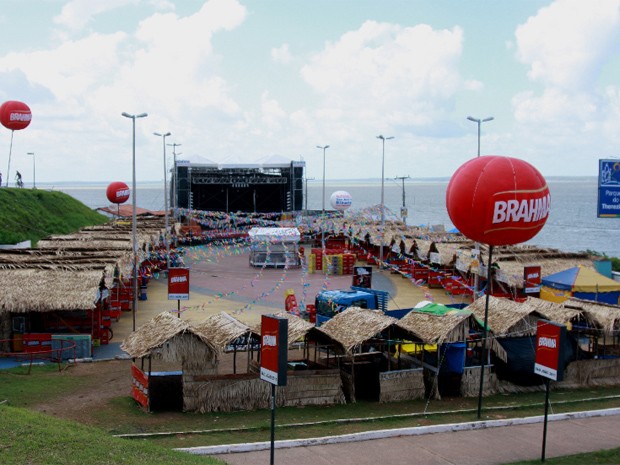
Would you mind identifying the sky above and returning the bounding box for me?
[1,0,620,184]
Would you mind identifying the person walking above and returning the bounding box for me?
[15,170,23,188]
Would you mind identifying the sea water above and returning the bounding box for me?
[44,177,620,258]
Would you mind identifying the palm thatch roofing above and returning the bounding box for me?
[0,248,129,275]
[121,311,216,360]
[564,298,620,336]
[193,312,256,352]
[455,244,594,288]
[318,307,399,353]
[465,296,547,337]
[396,308,472,344]
[525,296,592,328]
[253,312,318,346]
[395,306,508,362]
[0,268,106,312]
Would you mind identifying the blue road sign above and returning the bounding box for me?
[598,159,620,218]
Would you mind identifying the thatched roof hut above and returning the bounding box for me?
[193,312,256,353]
[121,312,217,367]
[395,305,507,362]
[525,296,592,328]
[466,296,547,337]
[253,312,319,345]
[460,244,594,288]
[0,268,107,312]
[564,298,620,337]
[318,307,399,353]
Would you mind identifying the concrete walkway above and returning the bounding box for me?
[188,409,620,465]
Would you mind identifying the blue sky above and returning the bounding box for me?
[1,0,620,183]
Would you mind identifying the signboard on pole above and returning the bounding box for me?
[597,158,620,218]
[168,267,190,300]
[260,315,288,386]
[534,320,567,381]
[523,265,542,295]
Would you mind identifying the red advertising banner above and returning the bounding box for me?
[534,320,566,381]
[524,265,542,295]
[168,267,190,300]
[260,315,288,386]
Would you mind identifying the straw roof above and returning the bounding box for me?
[318,307,398,353]
[253,312,317,345]
[564,298,620,336]
[525,297,589,327]
[121,311,216,359]
[193,312,254,351]
[395,307,508,362]
[0,268,107,312]
[396,309,472,345]
[466,296,546,337]
[462,245,595,288]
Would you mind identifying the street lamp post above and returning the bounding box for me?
[467,116,494,157]
[27,152,35,188]
[466,115,494,299]
[467,114,494,419]
[316,145,329,249]
[167,142,182,216]
[154,131,171,272]
[122,111,148,332]
[377,135,394,271]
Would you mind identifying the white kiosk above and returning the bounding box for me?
[248,227,301,268]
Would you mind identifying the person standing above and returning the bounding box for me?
[15,170,23,187]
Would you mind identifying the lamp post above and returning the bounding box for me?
[377,135,394,271]
[316,145,329,249]
[467,116,493,301]
[154,131,171,272]
[167,142,182,216]
[122,111,148,332]
[467,116,494,157]
[27,152,35,189]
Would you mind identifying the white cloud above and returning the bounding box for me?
[271,44,292,64]
[516,0,620,90]
[54,0,139,32]
[300,21,464,135]
[512,0,620,158]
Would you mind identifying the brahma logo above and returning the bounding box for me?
[538,336,557,349]
[170,275,187,284]
[486,188,550,234]
[10,112,31,122]
[262,335,276,346]
[116,189,130,199]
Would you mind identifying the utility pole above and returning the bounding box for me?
[395,175,410,224]
[166,142,182,217]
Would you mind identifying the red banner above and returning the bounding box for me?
[534,320,566,381]
[260,315,288,386]
[168,267,190,300]
[524,265,542,295]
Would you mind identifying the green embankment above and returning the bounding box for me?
[0,188,108,245]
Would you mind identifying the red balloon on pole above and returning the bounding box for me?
[106,182,130,204]
[0,101,32,131]
[446,156,550,246]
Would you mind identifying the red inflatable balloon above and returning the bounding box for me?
[0,100,32,130]
[446,156,550,246]
[106,182,130,204]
